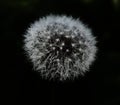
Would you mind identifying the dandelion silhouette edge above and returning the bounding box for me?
[24,15,97,81]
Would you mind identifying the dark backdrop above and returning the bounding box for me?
[1,0,120,105]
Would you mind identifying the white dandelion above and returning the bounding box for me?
[24,15,97,81]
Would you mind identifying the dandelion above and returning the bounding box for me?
[24,15,97,81]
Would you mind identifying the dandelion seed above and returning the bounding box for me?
[43,43,46,46]
[79,48,82,52]
[60,47,63,50]
[52,47,55,50]
[56,59,60,62]
[57,51,59,54]
[79,41,82,44]
[68,58,72,62]
[74,53,77,56]
[61,42,65,46]
[49,44,52,47]
[47,36,50,39]
[66,49,69,52]
[65,35,70,38]
[71,43,75,47]
[71,35,75,38]
[56,38,60,42]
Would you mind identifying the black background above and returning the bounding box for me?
[1,0,120,105]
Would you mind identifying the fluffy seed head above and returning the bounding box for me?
[24,15,97,81]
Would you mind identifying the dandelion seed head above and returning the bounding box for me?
[24,15,97,81]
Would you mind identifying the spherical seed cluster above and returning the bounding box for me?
[24,15,97,81]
